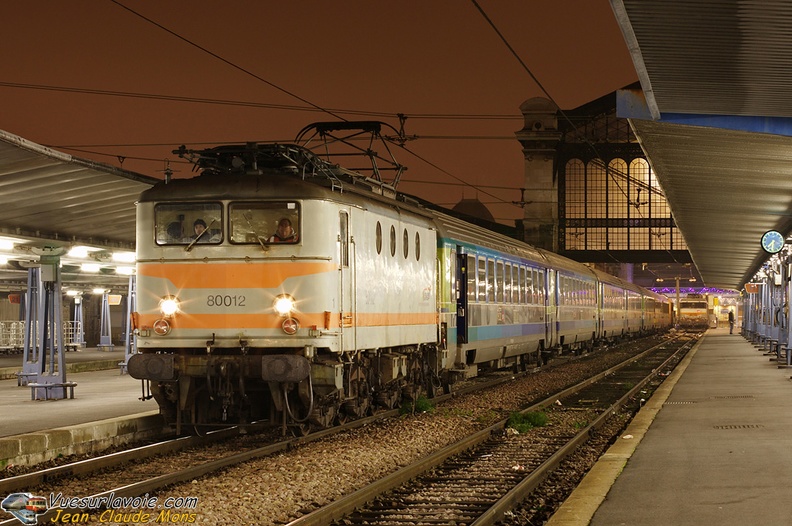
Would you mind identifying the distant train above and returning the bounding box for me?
[128,123,673,433]
[677,294,709,329]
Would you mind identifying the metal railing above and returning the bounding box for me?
[0,320,84,353]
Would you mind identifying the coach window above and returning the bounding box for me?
[477,257,486,302]
[156,203,222,245]
[573,278,579,305]
[512,264,519,304]
[228,201,299,245]
[415,232,421,261]
[519,266,525,304]
[526,268,533,304]
[496,261,504,303]
[573,278,578,305]
[403,228,409,259]
[504,263,512,303]
[376,222,382,254]
[487,258,495,302]
[563,276,569,305]
[390,225,396,257]
[558,276,564,305]
[467,254,477,302]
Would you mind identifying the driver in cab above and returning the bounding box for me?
[268,218,298,243]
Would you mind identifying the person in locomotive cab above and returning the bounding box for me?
[267,217,299,243]
[192,219,220,243]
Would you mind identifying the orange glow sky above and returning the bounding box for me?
[3,1,636,225]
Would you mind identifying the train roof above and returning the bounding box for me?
[161,139,666,299]
[591,267,648,295]
[141,143,437,221]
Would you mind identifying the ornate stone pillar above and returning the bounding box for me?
[515,97,562,252]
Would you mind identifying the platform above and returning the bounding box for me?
[548,326,792,526]
[0,367,158,438]
[0,350,163,467]
[0,347,124,381]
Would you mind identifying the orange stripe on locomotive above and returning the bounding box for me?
[138,261,336,288]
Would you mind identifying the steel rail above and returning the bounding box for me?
[0,334,686,526]
[284,334,692,526]
[471,336,697,525]
[0,428,238,495]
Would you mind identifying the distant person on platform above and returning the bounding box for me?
[728,309,735,334]
[268,218,299,243]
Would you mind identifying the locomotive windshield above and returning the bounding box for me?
[229,201,300,244]
[155,203,222,245]
[681,301,707,309]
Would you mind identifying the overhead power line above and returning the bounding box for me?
[34,0,519,214]
[0,81,521,121]
[110,0,347,121]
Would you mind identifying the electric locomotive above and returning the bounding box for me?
[677,294,710,329]
[129,141,443,433]
[128,122,672,433]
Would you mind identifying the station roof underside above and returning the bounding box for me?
[0,129,157,291]
[612,0,792,290]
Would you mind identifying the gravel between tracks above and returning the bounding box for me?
[18,335,671,525]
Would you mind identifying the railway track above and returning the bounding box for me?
[0,357,545,526]
[287,334,696,526]
[0,333,693,525]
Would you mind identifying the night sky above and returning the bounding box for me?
[3,1,636,224]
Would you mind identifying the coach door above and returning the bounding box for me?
[456,250,468,343]
[546,269,557,348]
[339,211,356,351]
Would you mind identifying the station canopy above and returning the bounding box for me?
[0,129,158,292]
[612,0,792,291]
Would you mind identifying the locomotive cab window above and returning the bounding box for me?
[155,203,222,245]
[229,201,300,244]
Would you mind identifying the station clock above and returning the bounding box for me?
[761,230,785,254]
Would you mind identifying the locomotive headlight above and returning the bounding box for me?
[273,294,296,316]
[159,296,181,317]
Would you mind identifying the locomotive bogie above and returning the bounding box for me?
[311,362,344,393]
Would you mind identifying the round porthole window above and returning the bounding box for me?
[415,232,420,261]
[376,222,382,254]
[390,225,396,257]
[403,229,409,258]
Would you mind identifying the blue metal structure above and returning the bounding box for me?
[97,291,114,352]
[28,254,76,400]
